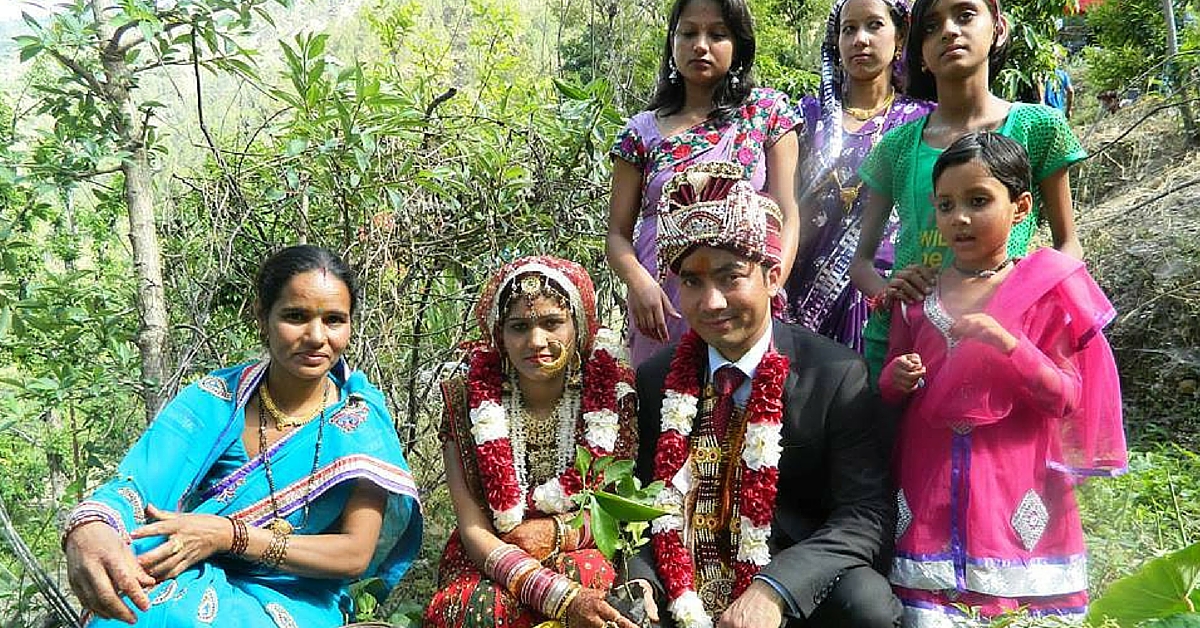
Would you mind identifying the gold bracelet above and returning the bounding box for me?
[555,582,583,620]
[258,527,290,569]
[543,514,567,563]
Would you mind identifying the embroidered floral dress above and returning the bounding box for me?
[878,249,1127,627]
[610,87,802,365]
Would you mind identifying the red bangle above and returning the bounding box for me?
[227,517,249,556]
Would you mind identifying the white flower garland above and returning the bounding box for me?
[468,343,634,533]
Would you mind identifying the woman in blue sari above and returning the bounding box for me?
[62,245,422,627]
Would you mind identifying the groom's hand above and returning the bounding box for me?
[718,580,784,628]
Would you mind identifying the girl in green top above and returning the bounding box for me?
[848,0,1086,380]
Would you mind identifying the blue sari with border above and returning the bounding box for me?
[77,360,423,627]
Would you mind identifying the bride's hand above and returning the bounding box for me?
[628,579,660,623]
[499,517,557,561]
[566,587,640,628]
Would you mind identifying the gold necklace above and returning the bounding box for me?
[257,382,328,535]
[828,108,891,213]
[261,382,326,430]
[843,89,895,121]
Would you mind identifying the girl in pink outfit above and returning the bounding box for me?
[879,132,1127,627]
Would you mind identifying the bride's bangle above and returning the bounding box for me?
[544,514,568,562]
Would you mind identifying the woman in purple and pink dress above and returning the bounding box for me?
[606,0,802,366]
[785,0,932,352]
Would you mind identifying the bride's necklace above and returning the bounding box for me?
[507,382,579,490]
[843,89,895,121]
[952,258,1012,278]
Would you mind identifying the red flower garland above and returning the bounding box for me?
[467,340,634,532]
[651,329,790,617]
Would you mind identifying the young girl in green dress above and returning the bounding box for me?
[848,0,1087,379]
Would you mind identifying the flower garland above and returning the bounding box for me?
[467,328,634,533]
[649,330,789,628]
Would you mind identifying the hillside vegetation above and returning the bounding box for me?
[0,0,1197,624]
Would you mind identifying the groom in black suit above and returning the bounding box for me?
[628,162,900,628]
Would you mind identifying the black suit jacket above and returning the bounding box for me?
[631,322,895,619]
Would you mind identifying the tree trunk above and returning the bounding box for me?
[94,0,170,421]
[122,149,170,422]
[1162,0,1198,142]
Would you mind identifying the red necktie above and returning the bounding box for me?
[711,365,746,440]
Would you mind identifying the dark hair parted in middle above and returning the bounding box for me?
[905,0,1010,101]
[932,132,1032,200]
[649,0,757,119]
[255,244,360,320]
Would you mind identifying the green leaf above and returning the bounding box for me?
[21,11,42,33]
[285,138,308,157]
[574,444,592,477]
[18,42,43,63]
[589,498,619,560]
[385,601,426,628]
[27,377,60,392]
[554,78,588,101]
[601,459,634,488]
[591,454,613,475]
[593,490,668,523]
[638,480,665,500]
[309,32,330,58]
[1088,541,1200,627]
[616,474,640,496]
[1143,615,1200,628]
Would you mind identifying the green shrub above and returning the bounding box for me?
[1083,0,1170,92]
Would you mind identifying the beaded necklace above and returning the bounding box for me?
[952,258,1013,278]
[508,382,580,490]
[257,379,328,535]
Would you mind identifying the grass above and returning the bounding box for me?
[1080,445,1200,596]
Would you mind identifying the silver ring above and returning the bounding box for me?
[916,377,926,389]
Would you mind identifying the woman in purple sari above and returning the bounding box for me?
[785,0,932,352]
[606,0,802,366]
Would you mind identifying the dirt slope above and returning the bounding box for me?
[1071,101,1200,447]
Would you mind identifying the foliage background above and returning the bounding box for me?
[0,0,1197,624]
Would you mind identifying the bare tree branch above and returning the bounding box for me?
[45,49,109,101]
[114,21,191,56]
[132,53,244,74]
[1126,177,1200,214]
[75,164,124,179]
[1084,97,1200,161]
[190,27,254,216]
